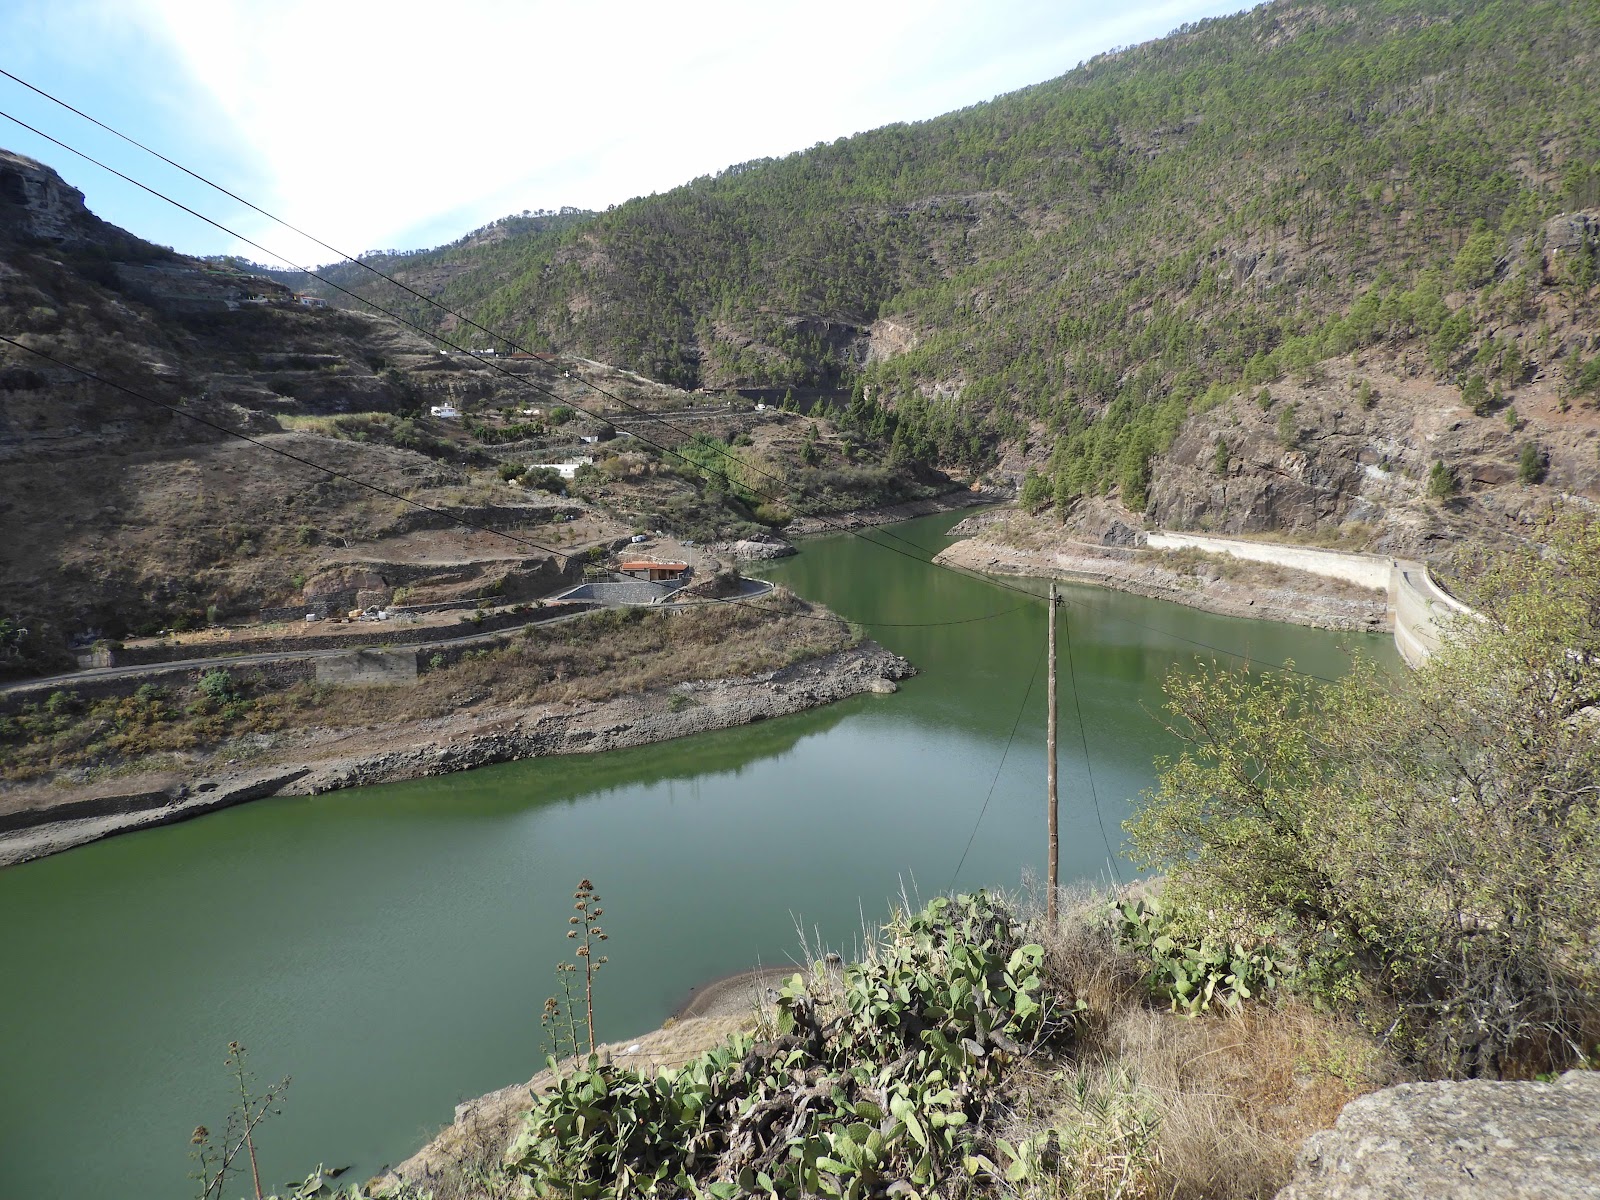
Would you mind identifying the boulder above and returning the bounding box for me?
[1276,1070,1600,1200]
[726,536,797,561]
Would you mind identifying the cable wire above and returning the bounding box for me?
[0,79,1367,664]
[0,88,1358,679]
[1060,603,1124,883]
[0,65,985,571]
[948,643,1045,890]
[0,101,1043,620]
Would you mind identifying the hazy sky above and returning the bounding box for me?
[0,0,1247,267]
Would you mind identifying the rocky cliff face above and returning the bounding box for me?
[0,151,594,672]
[1145,227,1600,569]
[0,148,109,245]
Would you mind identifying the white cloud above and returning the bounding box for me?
[74,0,1246,264]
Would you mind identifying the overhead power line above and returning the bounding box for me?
[0,83,1354,677]
[0,65,972,570]
[0,100,1045,623]
[0,334,578,565]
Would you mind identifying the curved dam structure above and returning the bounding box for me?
[1146,532,1474,668]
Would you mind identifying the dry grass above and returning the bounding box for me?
[1156,546,1384,599]
[415,588,849,711]
[997,889,1404,1200]
[1,590,852,783]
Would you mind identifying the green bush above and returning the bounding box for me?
[197,671,236,703]
[1518,443,1547,485]
[506,892,1073,1198]
[1127,514,1600,1075]
[1275,402,1299,448]
[521,467,568,494]
[1114,897,1284,1015]
[1426,459,1458,499]
[1019,466,1051,510]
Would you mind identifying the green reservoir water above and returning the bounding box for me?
[0,511,1395,1198]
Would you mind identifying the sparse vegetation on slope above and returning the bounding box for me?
[298,1,1600,520]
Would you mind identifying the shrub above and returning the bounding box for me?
[202,668,242,700]
[521,467,567,495]
[1462,373,1492,416]
[1114,896,1284,1014]
[1019,466,1051,510]
[44,690,81,716]
[1426,459,1457,499]
[1275,403,1299,448]
[1127,514,1600,1076]
[1518,443,1547,485]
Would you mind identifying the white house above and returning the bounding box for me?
[430,403,461,419]
[529,457,593,480]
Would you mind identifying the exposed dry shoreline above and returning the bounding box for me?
[783,486,1002,535]
[936,511,1389,633]
[0,642,913,868]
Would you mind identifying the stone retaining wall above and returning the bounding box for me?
[315,649,419,687]
[2,658,318,712]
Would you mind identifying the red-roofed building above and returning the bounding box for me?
[618,561,689,582]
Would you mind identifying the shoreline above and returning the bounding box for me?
[668,963,802,1020]
[376,960,835,1196]
[782,486,1002,536]
[936,514,1390,633]
[0,642,914,868]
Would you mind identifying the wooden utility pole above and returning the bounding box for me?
[1046,583,1059,927]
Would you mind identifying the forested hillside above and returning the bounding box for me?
[303,0,1600,531]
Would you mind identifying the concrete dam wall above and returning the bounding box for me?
[1146,532,1472,667]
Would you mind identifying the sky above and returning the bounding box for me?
[0,0,1248,268]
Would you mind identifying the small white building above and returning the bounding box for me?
[430,403,461,419]
[294,294,329,308]
[529,457,593,480]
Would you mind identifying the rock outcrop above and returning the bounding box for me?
[0,149,105,244]
[721,533,797,560]
[1276,1070,1600,1200]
